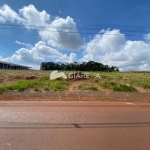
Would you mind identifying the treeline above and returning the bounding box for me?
[40,61,119,72]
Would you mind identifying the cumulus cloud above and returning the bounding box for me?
[86,29,125,54]
[39,16,84,50]
[15,41,33,48]
[1,41,77,66]
[0,4,84,50]
[1,4,150,71]
[144,33,150,41]
[0,4,22,23]
[32,41,62,57]
[11,48,45,64]
[58,53,77,63]
[82,29,150,71]
[138,64,150,71]
[0,55,13,63]
[32,41,77,63]
[19,4,50,28]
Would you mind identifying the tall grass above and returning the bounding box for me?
[100,81,137,92]
[51,81,68,91]
[0,76,69,94]
[78,84,98,91]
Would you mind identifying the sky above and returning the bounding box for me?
[0,0,150,71]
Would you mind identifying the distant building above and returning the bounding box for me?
[0,61,31,70]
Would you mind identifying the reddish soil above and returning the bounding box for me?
[0,89,150,102]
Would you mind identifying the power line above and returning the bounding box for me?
[0,27,148,37]
[0,22,150,30]
[0,22,149,37]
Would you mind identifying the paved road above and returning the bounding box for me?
[0,101,150,150]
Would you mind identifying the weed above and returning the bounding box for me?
[100,81,137,92]
[94,79,99,83]
[78,84,98,91]
[34,88,40,92]
[113,84,137,92]
[44,87,50,92]
[51,81,68,91]
[100,82,116,89]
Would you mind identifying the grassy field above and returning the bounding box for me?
[0,70,150,94]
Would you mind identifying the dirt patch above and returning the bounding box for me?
[0,89,150,102]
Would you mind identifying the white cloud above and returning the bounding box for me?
[1,4,150,71]
[32,41,62,57]
[19,4,50,28]
[0,55,13,63]
[15,40,33,48]
[1,41,77,66]
[0,4,49,28]
[0,4,84,50]
[138,64,150,71]
[0,55,3,60]
[0,4,22,23]
[27,64,40,70]
[86,29,125,54]
[82,29,150,71]
[32,41,77,63]
[58,53,77,63]
[39,16,84,50]
[11,48,45,64]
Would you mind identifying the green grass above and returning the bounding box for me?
[51,81,68,91]
[0,75,70,94]
[0,80,37,94]
[100,82,116,89]
[78,84,98,91]
[34,87,40,92]
[44,87,50,92]
[0,70,150,94]
[100,81,137,92]
[113,84,137,92]
[94,79,99,83]
[130,79,150,89]
[0,75,69,94]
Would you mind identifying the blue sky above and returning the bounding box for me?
[0,0,150,70]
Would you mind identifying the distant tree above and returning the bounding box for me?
[40,61,119,72]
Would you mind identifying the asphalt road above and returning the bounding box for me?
[0,101,150,150]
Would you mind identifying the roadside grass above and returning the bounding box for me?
[100,81,137,92]
[0,75,69,94]
[100,81,116,89]
[113,84,137,92]
[94,78,99,83]
[0,80,37,94]
[0,70,150,94]
[34,87,41,92]
[78,84,98,91]
[44,87,50,92]
[130,79,150,89]
[51,81,68,91]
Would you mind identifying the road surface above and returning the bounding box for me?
[0,101,150,150]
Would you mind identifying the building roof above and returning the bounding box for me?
[0,61,31,68]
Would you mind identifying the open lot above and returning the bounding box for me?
[0,70,150,102]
